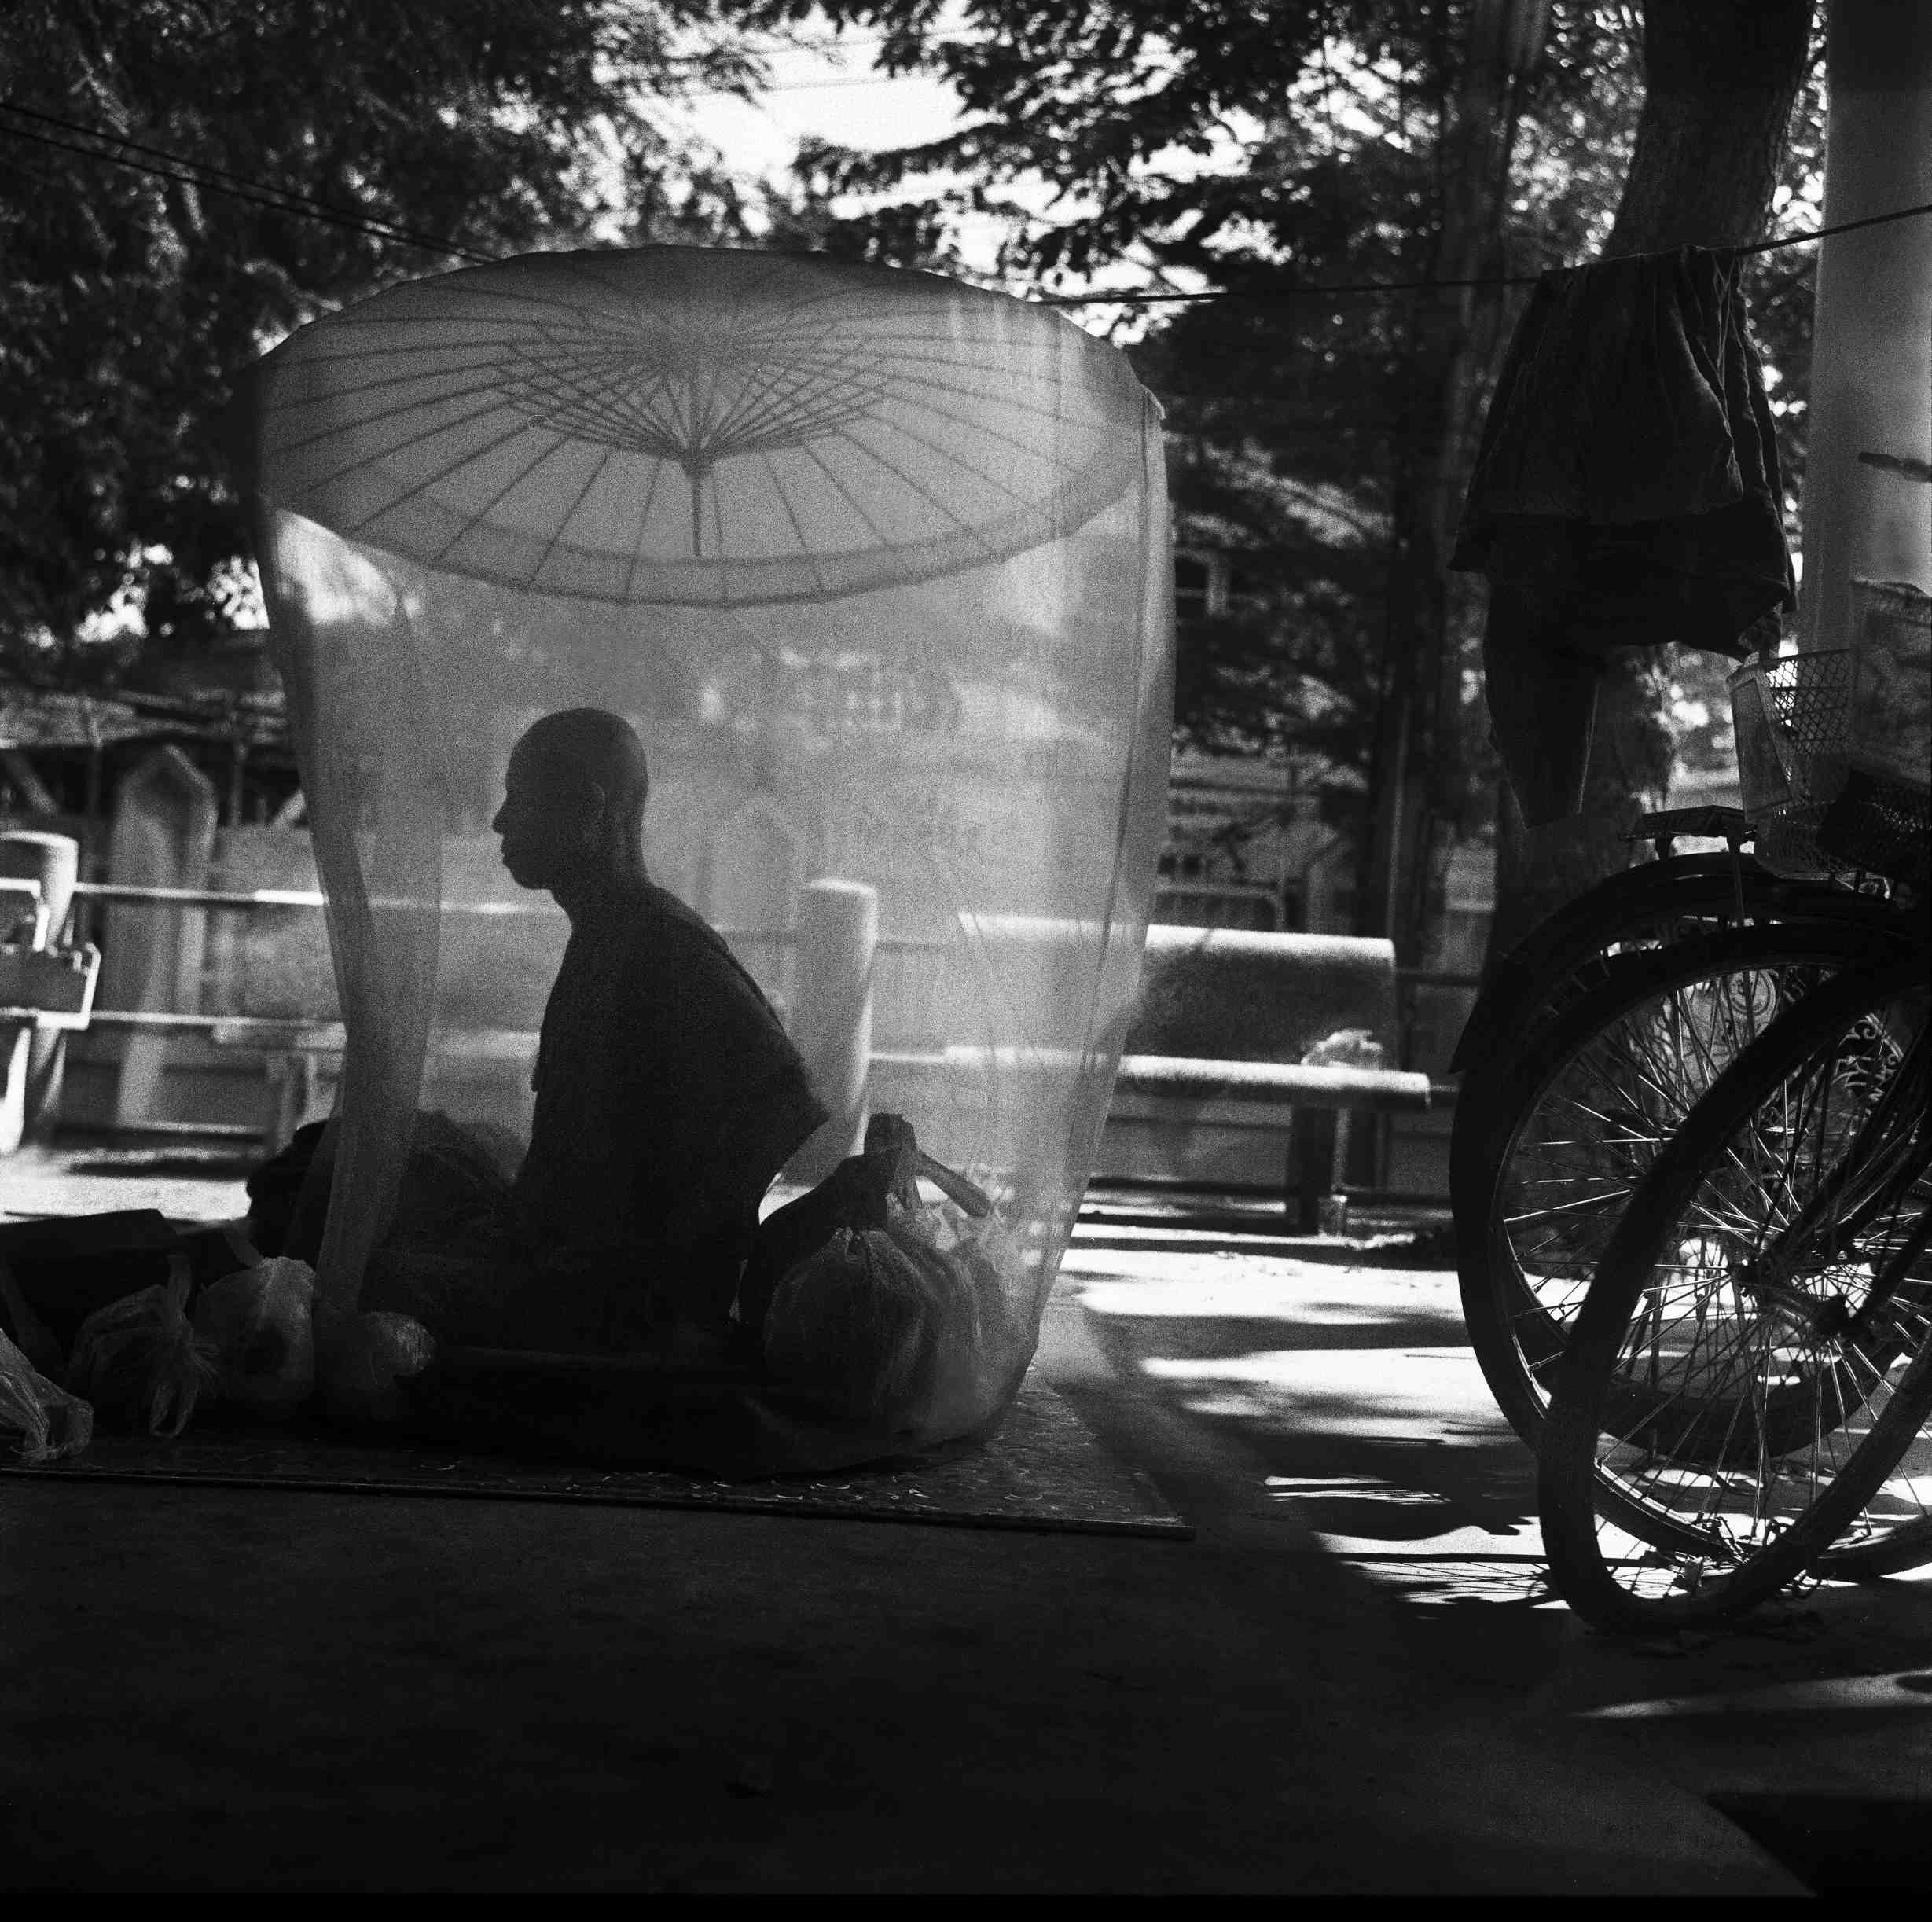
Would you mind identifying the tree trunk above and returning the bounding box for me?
[1487,0,1813,962]
[1360,0,1526,963]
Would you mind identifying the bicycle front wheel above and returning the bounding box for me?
[1537,951,1932,1632]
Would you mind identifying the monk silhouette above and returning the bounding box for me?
[341,708,827,1354]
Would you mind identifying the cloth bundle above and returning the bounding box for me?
[762,1193,1026,1443]
[1453,245,1797,824]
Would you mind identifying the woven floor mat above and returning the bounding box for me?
[3,1376,1191,1539]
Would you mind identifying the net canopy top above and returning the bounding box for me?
[256,246,1151,608]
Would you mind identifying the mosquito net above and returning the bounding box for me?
[250,246,1171,1468]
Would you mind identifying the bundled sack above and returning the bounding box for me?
[191,1257,318,1420]
[386,1110,521,1253]
[892,1196,1032,1434]
[762,1215,928,1427]
[246,1111,518,1261]
[762,1192,1030,1442]
[0,1324,93,1464]
[319,1310,439,1430]
[68,1256,219,1438]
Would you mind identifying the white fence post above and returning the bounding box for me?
[101,748,219,1131]
[0,829,80,1151]
[788,877,877,1185]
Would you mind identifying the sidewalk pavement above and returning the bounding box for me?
[1055,1232,1931,1818]
[1,1145,1923,1891]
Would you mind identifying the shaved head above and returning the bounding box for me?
[494,708,651,899]
[516,708,649,821]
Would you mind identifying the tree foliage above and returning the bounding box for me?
[767,0,1823,852]
[0,0,764,675]
[3,0,1829,896]
[756,2,1628,825]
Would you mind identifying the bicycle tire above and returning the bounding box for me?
[1456,917,1911,1450]
[1820,1514,1932,1579]
[1537,951,1932,1631]
[1451,855,1894,1076]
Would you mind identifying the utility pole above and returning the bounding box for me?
[1798,1,1932,646]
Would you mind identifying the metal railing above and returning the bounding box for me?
[69,880,946,950]
[59,882,949,1051]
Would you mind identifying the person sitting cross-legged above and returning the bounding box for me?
[336,707,828,1357]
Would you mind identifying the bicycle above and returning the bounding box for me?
[1535,917,1931,1628]
[1456,903,1912,1446]
[1455,654,1909,1454]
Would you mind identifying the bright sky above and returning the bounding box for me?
[651,19,1222,322]
[677,34,965,178]
[648,24,1409,333]
[661,28,1000,255]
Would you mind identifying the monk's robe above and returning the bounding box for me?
[504,875,828,1349]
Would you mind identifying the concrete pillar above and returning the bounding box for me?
[0,830,80,1149]
[787,877,877,1185]
[1797,2,1932,653]
[100,748,219,1130]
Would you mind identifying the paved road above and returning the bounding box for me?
[2,1144,1926,1889]
[1051,1227,1932,1879]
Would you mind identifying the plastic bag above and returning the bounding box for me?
[884,1196,1034,1435]
[192,1257,318,1420]
[0,1325,93,1464]
[762,1194,1031,1441]
[762,1226,932,1426]
[68,1256,218,1439]
[927,1199,1030,1359]
[319,1310,438,1428]
[1301,1027,1388,1070]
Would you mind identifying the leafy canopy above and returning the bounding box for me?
[0,0,765,673]
[769,1,1819,820]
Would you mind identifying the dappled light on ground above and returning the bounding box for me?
[1584,1670,1932,1720]
[1058,1242,1932,1750]
[1063,1252,1544,1566]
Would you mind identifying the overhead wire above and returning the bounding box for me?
[0,101,494,263]
[681,69,933,96]
[2,96,1928,303]
[1034,200,1931,306]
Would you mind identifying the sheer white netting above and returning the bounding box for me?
[252,246,1171,1462]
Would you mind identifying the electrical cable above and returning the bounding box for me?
[0,102,494,262]
[0,100,469,247]
[681,68,933,98]
[1037,200,1932,306]
[3,96,1929,305]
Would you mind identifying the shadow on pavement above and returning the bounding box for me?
[1065,1257,1541,1555]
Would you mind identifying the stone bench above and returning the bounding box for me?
[1109,925,1426,1223]
[946,916,1428,1224]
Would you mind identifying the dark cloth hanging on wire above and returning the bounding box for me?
[1452,246,1796,824]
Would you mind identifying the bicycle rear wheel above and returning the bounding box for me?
[1456,918,1909,1449]
[1537,954,1932,1631]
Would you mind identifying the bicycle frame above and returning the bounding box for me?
[1735,977,1932,1345]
